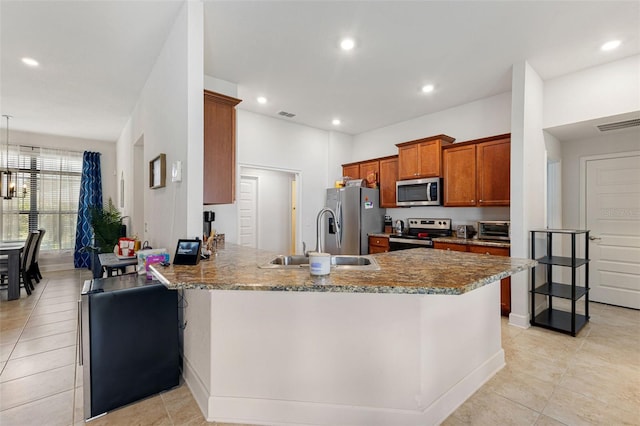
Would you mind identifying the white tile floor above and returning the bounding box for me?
[1,270,638,425]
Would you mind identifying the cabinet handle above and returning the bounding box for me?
[589,236,601,241]
[471,200,475,203]
[446,248,451,251]
[479,199,483,202]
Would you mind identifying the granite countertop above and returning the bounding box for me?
[369,233,393,238]
[150,243,534,295]
[432,237,511,249]
[369,233,510,249]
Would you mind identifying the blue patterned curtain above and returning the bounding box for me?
[74,152,102,268]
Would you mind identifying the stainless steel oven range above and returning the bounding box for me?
[388,218,452,251]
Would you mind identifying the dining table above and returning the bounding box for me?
[0,241,26,300]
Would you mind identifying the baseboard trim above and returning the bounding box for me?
[181,356,210,420]
[508,312,530,329]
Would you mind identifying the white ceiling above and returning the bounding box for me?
[0,0,183,142]
[1,1,639,142]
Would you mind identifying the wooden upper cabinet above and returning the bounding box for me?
[443,143,477,207]
[203,90,242,205]
[342,163,360,180]
[359,160,380,188]
[477,137,510,206]
[396,135,454,180]
[443,134,510,207]
[379,156,398,208]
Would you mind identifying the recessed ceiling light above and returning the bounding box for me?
[421,84,435,93]
[601,40,621,51]
[257,96,267,104]
[340,38,355,51]
[21,57,39,67]
[332,119,341,126]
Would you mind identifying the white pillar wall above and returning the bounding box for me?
[509,62,547,328]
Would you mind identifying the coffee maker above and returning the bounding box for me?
[203,211,215,237]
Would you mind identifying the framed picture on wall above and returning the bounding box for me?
[149,153,166,189]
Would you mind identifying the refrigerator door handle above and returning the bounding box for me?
[336,200,342,248]
[77,299,83,366]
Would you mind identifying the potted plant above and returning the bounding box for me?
[88,198,122,277]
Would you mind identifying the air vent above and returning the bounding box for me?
[596,118,640,132]
[278,111,296,118]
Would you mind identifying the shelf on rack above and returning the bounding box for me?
[532,282,588,300]
[533,308,588,336]
[536,256,589,268]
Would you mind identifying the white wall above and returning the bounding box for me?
[240,166,294,254]
[116,1,203,251]
[351,92,512,161]
[328,130,353,184]
[510,62,548,327]
[544,55,640,129]
[202,86,352,252]
[237,111,336,250]
[561,130,640,229]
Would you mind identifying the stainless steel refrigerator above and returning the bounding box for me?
[324,187,385,255]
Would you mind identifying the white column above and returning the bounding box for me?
[510,61,547,328]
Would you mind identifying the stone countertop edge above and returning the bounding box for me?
[150,243,536,296]
[431,237,511,249]
[367,233,511,249]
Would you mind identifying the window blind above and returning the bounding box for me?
[0,145,83,252]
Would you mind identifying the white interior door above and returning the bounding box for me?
[585,153,640,308]
[239,176,258,248]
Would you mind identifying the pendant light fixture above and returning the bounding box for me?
[2,115,16,200]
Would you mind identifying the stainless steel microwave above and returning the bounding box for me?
[396,177,442,206]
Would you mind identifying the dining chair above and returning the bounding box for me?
[0,230,40,295]
[29,229,46,283]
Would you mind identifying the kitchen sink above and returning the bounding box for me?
[269,255,309,266]
[260,254,380,271]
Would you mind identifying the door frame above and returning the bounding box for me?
[238,164,302,254]
[579,150,640,229]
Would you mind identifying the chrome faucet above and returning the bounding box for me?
[315,207,340,253]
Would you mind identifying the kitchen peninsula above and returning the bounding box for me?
[151,244,535,425]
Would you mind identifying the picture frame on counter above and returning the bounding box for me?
[149,153,166,189]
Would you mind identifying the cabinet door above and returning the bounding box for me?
[443,144,477,207]
[433,242,468,252]
[368,236,389,254]
[342,164,360,180]
[359,160,380,188]
[398,145,419,180]
[468,245,511,316]
[204,91,241,205]
[379,157,398,208]
[477,138,510,206]
[468,245,510,257]
[418,141,441,177]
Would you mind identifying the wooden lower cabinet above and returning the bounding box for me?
[368,236,389,254]
[434,242,511,316]
[432,241,468,252]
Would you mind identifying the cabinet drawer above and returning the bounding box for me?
[468,245,510,257]
[368,236,389,254]
[433,242,468,252]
